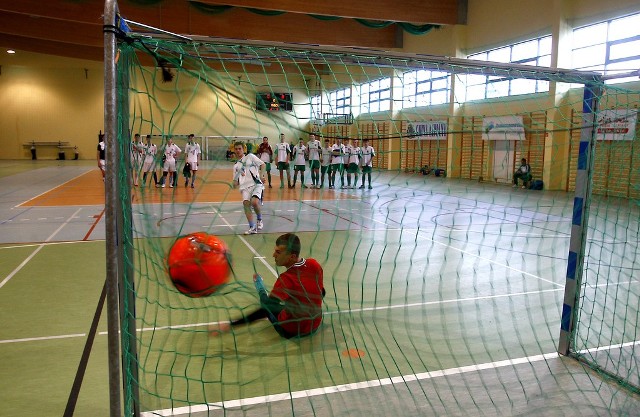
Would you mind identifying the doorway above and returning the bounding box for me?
[493,140,514,183]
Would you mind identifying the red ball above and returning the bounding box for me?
[167,232,231,297]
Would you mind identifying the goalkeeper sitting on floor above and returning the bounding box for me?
[210,233,325,339]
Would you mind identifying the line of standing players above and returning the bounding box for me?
[129,133,201,189]
[126,132,375,190]
[255,133,375,190]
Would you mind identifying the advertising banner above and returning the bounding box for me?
[482,116,525,140]
[596,109,637,141]
[406,121,448,140]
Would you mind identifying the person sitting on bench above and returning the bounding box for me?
[513,158,532,189]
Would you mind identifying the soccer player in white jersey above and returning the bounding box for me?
[233,142,266,234]
[141,135,159,187]
[158,137,181,188]
[345,139,361,189]
[184,134,201,188]
[319,138,332,188]
[359,138,376,189]
[329,138,345,189]
[291,138,307,188]
[130,133,144,186]
[275,133,292,189]
[307,133,321,188]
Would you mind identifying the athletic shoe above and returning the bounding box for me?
[244,227,258,235]
[161,184,166,188]
[359,185,365,189]
[368,185,373,189]
[256,220,264,230]
[522,185,526,189]
[169,184,173,188]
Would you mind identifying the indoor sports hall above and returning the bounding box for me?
[0,1,639,417]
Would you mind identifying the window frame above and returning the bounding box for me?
[401,69,451,109]
[464,35,552,101]
[359,78,392,114]
[571,12,640,84]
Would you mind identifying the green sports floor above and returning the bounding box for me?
[0,160,638,417]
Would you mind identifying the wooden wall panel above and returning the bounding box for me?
[358,121,389,169]
[567,109,580,192]
[567,109,639,199]
[401,119,448,173]
[520,111,546,181]
[460,116,484,180]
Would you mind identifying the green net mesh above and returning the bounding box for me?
[112,30,640,416]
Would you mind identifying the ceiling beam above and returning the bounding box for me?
[118,1,402,48]
[0,11,103,47]
[0,34,104,61]
[0,0,449,62]
[183,9,400,48]
[193,0,463,24]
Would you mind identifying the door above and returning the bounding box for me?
[493,140,514,183]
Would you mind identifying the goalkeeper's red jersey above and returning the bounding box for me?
[270,258,324,335]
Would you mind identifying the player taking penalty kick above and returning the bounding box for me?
[210,233,325,339]
[232,142,266,235]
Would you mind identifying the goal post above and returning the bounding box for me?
[102,1,640,415]
[103,1,126,416]
[558,83,602,356]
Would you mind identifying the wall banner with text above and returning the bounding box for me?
[596,109,637,141]
[406,120,448,140]
[482,116,525,140]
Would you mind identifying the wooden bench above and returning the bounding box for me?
[23,141,76,160]
[23,141,74,149]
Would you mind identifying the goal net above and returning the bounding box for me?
[104,12,639,417]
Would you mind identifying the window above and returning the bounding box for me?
[400,70,450,109]
[572,12,640,84]
[359,78,392,113]
[327,87,351,115]
[463,35,551,101]
[310,95,322,120]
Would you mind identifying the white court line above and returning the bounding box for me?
[325,202,562,288]
[211,205,278,278]
[0,333,87,344]
[16,170,93,207]
[579,339,640,354]
[141,351,562,416]
[0,207,82,289]
[415,235,563,288]
[324,287,564,315]
[0,288,563,344]
[2,280,637,344]
[0,240,99,250]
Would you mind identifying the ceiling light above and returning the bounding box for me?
[7,49,16,54]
